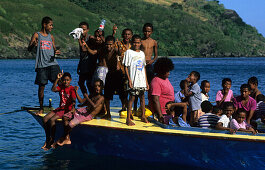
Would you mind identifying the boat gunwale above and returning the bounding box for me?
[27,110,265,143]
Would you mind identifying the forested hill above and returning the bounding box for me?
[0,0,265,58]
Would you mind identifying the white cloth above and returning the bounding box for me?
[201,93,209,102]
[69,28,83,39]
[123,49,146,88]
[217,114,232,128]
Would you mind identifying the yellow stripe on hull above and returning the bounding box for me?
[30,107,265,142]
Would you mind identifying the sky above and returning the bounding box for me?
[219,0,265,37]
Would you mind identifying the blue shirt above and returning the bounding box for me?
[175,91,185,103]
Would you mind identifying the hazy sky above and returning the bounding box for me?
[219,0,265,37]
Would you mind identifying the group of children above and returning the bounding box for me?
[29,17,159,150]
[28,16,264,151]
[167,74,264,135]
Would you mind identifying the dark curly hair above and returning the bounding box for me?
[62,72,71,79]
[122,28,133,36]
[240,84,251,91]
[222,78,232,86]
[201,101,213,113]
[154,57,174,75]
[248,76,258,85]
[79,21,89,29]
[143,23,153,32]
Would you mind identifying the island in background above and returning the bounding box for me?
[0,0,265,59]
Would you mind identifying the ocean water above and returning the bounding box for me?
[0,58,265,169]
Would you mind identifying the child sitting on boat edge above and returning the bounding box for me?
[57,79,105,146]
[42,72,76,151]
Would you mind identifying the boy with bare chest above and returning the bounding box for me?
[141,23,158,84]
[103,36,127,119]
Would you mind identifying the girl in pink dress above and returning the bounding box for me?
[230,108,257,134]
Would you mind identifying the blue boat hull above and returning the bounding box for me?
[31,113,265,169]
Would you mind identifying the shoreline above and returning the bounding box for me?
[1,56,265,59]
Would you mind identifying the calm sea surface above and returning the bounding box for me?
[1,58,265,169]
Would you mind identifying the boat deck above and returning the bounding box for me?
[29,107,265,142]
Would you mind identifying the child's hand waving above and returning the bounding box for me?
[57,70,63,79]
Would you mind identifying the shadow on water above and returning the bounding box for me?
[35,147,204,170]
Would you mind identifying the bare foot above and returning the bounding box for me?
[141,116,149,123]
[57,138,71,146]
[41,141,47,149]
[42,143,51,151]
[51,142,58,149]
[102,114,111,120]
[126,119,135,126]
[35,109,43,115]
[42,139,53,151]
[42,146,51,151]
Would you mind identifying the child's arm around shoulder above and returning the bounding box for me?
[28,32,38,51]
[51,72,63,92]
[74,86,86,103]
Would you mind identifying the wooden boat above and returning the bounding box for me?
[26,107,265,169]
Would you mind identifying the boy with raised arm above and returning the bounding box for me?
[103,36,127,119]
[113,26,133,112]
[57,80,105,146]
[77,22,98,95]
[28,16,61,115]
[141,23,158,84]
[123,35,149,126]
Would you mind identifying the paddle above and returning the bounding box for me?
[0,99,53,115]
[0,107,40,116]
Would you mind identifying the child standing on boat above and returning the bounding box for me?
[215,78,234,107]
[123,35,149,126]
[28,16,61,115]
[42,72,76,150]
[201,80,210,102]
[141,23,158,84]
[114,28,133,112]
[184,71,202,126]
[77,23,100,95]
[57,79,105,146]
[103,36,127,119]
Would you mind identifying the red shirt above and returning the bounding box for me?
[57,85,76,111]
[149,77,175,115]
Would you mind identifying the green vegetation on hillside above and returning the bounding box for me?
[0,0,115,58]
[70,0,265,57]
[0,0,265,58]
